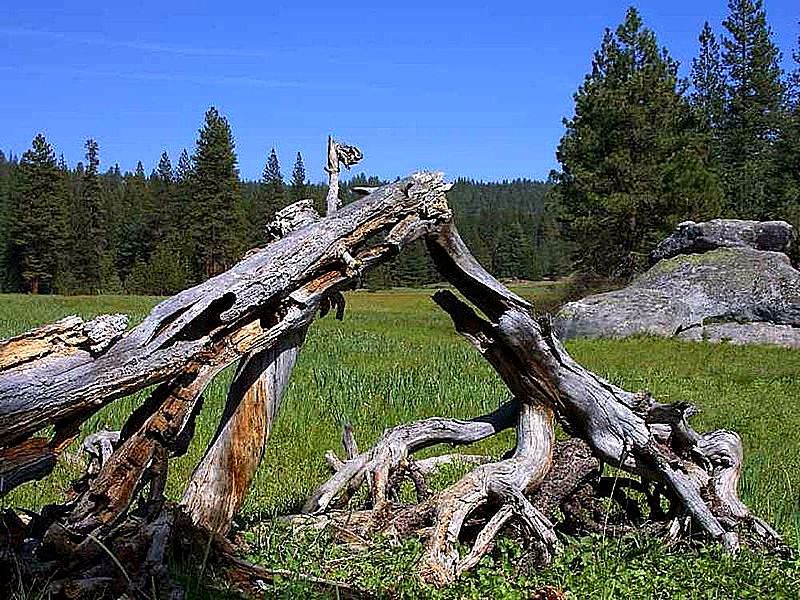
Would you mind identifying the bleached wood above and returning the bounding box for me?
[0,173,451,448]
[180,331,304,534]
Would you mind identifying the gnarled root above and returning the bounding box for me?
[426,224,789,558]
[418,402,556,586]
[303,400,518,514]
[299,410,605,587]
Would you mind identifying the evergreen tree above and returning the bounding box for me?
[493,221,527,279]
[174,149,194,235]
[691,23,726,131]
[0,151,11,290]
[156,153,173,182]
[190,107,245,279]
[255,148,285,240]
[554,7,723,277]
[291,151,306,201]
[720,0,786,217]
[151,151,176,240]
[176,149,192,182]
[690,22,727,174]
[8,134,69,293]
[264,149,285,205]
[776,33,800,261]
[70,139,109,291]
[115,163,151,281]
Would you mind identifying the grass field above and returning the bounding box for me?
[2,288,799,598]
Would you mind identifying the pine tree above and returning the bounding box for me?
[71,140,105,291]
[720,0,786,217]
[8,134,69,293]
[190,107,245,279]
[0,151,10,291]
[264,149,285,206]
[174,148,194,237]
[776,34,800,262]
[691,23,726,131]
[554,7,723,277]
[151,151,175,240]
[253,148,285,241]
[291,151,306,201]
[493,221,527,279]
[176,149,192,182]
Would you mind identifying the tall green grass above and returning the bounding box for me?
[1,290,798,597]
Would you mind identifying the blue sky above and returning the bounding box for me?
[1,1,797,183]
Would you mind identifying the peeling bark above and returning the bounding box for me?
[0,169,787,597]
[180,330,305,534]
[0,172,451,447]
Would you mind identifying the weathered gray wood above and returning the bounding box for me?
[0,172,451,447]
[264,199,320,242]
[0,314,127,371]
[303,400,520,513]
[426,224,784,554]
[420,402,556,584]
[180,330,305,534]
[325,136,363,216]
[180,152,361,535]
[81,430,121,476]
[306,222,786,586]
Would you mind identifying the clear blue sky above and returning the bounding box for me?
[1,1,797,183]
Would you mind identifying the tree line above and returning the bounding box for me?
[554,1,800,277]
[3,0,796,295]
[0,109,562,295]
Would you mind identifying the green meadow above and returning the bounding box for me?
[2,288,799,598]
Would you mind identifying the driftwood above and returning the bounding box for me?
[0,143,789,598]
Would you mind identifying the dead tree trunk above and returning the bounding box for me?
[180,330,305,534]
[0,170,452,599]
[0,152,788,597]
[305,222,789,585]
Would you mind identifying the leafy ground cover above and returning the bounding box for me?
[1,288,798,598]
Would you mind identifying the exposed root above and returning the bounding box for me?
[303,400,519,513]
[418,402,556,585]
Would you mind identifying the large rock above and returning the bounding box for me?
[676,322,800,348]
[555,247,800,345]
[650,219,794,263]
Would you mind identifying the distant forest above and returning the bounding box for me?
[2,0,798,295]
[0,124,565,295]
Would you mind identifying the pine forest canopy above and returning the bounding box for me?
[554,3,799,277]
[0,1,798,292]
[0,125,562,296]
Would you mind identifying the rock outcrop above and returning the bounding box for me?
[556,219,800,348]
[676,322,800,348]
[650,219,794,263]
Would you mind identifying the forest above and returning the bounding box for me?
[0,0,798,294]
[0,132,563,295]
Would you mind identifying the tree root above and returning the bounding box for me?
[417,402,556,585]
[298,223,790,587]
[304,399,519,513]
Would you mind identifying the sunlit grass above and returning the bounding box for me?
[1,288,798,597]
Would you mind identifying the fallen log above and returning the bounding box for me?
[304,222,789,585]
[0,168,454,598]
[0,171,450,448]
[0,172,451,498]
[0,148,788,597]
